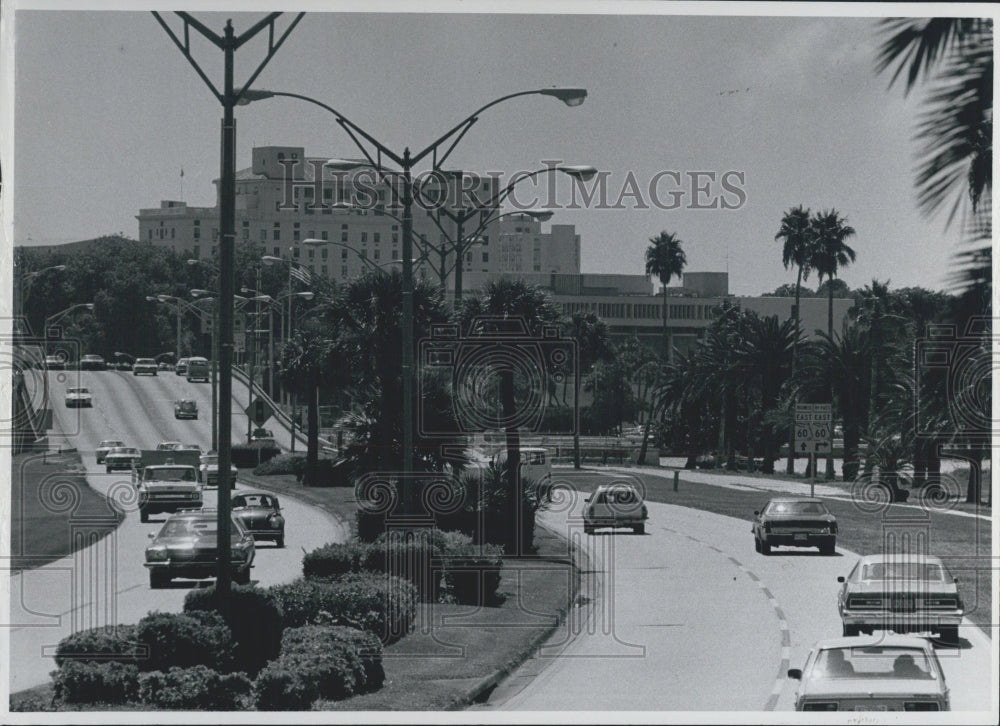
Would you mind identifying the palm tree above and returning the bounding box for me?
[809,209,857,479]
[775,204,814,473]
[459,279,564,553]
[850,279,900,436]
[564,312,616,468]
[644,231,687,361]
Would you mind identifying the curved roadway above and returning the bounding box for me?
[8,368,344,693]
[480,473,994,714]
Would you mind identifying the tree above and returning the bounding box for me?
[459,279,564,553]
[564,312,616,468]
[809,209,857,479]
[644,231,687,361]
[775,204,815,473]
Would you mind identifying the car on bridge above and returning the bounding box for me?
[198,452,238,488]
[64,387,93,408]
[836,554,963,644]
[186,356,210,382]
[787,634,950,711]
[44,354,66,370]
[144,509,255,588]
[132,358,158,376]
[250,427,277,446]
[105,446,142,472]
[173,399,198,420]
[752,497,837,555]
[156,441,184,451]
[96,439,126,464]
[232,492,285,547]
[583,481,648,534]
[79,354,106,371]
[175,358,189,376]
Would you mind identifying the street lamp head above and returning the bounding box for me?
[557,165,598,181]
[302,238,329,247]
[539,87,588,107]
[186,259,200,266]
[261,255,283,266]
[84,304,95,311]
[191,289,212,297]
[235,88,275,106]
[251,295,274,303]
[53,265,67,272]
[297,292,315,301]
[156,294,171,303]
[523,209,555,222]
[324,158,371,172]
[145,296,158,302]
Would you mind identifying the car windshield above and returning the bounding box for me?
[233,494,276,508]
[202,455,218,466]
[136,359,155,364]
[158,518,243,538]
[594,487,640,505]
[765,501,827,515]
[145,467,196,482]
[109,447,138,455]
[811,647,935,680]
[179,401,196,409]
[100,441,124,447]
[67,388,89,394]
[862,562,945,581]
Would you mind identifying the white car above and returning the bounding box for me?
[583,481,648,534]
[199,453,238,488]
[155,441,184,451]
[788,634,950,711]
[96,439,126,464]
[65,387,93,408]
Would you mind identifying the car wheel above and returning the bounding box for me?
[275,536,285,548]
[754,537,761,552]
[140,508,149,523]
[842,624,861,637]
[760,539,771,555]
[149,570,168,589]
[937,626,959,646]
[820,540,836,556]
[106,466,112,473]
[633,524,645,534]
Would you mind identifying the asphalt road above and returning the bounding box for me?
[8,369,344,693]
[480,475,994,713]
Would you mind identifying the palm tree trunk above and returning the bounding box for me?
[662,285,668,359]
[786,266,803,474]
[501,368,523,554]
[826,287,835,480]
[305,378,319,486]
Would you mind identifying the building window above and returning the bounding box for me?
[374,249,381,260]
[342,250,348,261]
[482,252,488,263]
[392,249,399,260]
[374,232,380,243]
[308,248,315,259]
[192,245,200,258]
[361,232,367,244]
[308,230,316,240]
[293,223,300,241]
[341,231,348,242]
[293,247,300,258]
[242,221,250,240]
[273,223,281,241]
[212,245,217,256]
[321,248,328,259]
[321,230,328,240]
[273,247,279,256]
[148,229,153,240]
[171,228,175,238]
[321,265,328,276]
[392,232,398,244]
[341,266,348,278]
[309,264,315,273]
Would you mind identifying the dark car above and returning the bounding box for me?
[144,509,255,588]
[105,446,142,472]
[174,399,198,420]
[752,497,837,555]
[250,427,276,445]
[232,492,285,547]
[96,439,126,464]
[79,354,107,371]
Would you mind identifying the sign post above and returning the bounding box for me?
[795,403,833,496]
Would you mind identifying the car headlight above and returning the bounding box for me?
[146,546,169,562]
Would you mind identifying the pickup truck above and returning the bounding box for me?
[133,462,203,523]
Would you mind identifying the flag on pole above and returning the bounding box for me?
[289,264,311,286]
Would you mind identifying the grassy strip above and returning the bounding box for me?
[564,467,993,636]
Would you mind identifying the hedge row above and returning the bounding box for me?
[252,454,349,486]
[183,584,283,676]
[136,666,251,710]
[230,443,282,468]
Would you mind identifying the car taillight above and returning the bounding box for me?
[923,597,958,608]
[801,702,838,711]
[848,596,882,609]
[904,702,940,711]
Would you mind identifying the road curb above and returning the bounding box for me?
[237,471,350,542]
[444,518,592,711]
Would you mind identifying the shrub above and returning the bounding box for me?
[363,531,441,602]
[136,665,252,710]
[437,541,505,606]
[281,625,384,693]
[52,661,138,704]
[253,644,363,710]
[252,453,302,476]
[54,624,139,667]
[302,541,368,580]
[268,573,417,643]
[134,610,234,672]
[183,584,284,676]
[231,443,282,468]
[356,509,387,542]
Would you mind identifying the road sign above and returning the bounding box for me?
[795,403,832,454]
[246,398,274,425]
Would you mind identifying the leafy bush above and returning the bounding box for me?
[231,443,282,468]
[282,625,384,693]
[356,509,388,543]
[253,639,365,711]
[363,531,441,602]
[183,584,283,676]
[136,666,252,710]
[54,624,139,667]
[302,541,369,580]
[52,661,138,704]
[134,610,234,672]
[253,453,302,476]
[437,541,505,606]
[268,573,416,643]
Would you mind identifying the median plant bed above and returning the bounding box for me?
[54,624,140,667]
[136,666,252,710]
[252,453,349,485]
[231,442,282,468]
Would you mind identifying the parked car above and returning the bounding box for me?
[752,497,837,555]
[105,446,142,472]
[96,439,126,464]
[45,354,65,370]
[132,358,158,376]
[144,509,255,588]
[198,452,238,488]
[583,481,648,534]
[231,492,285,547]
[186,356,210,382]
[175,358,190,376]
[173,399,198,420]
[79,354,106,371]
[837,554,963,643]
[64,387,93,408]
[788,634,950,711]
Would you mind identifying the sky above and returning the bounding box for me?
[3,1,990,296]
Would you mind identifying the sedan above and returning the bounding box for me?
[837,554,963,643]
[132,358,158,376]
[752,497,837,555]
[64,387,93,408]
[250,427,276,445]
[232,492,285,547]
[156,441,184,451]
[788,634,950,711]
[173,399,198,420]
[45,355,65,370]
[198,453,238,488]
[583,482,648,534]
[144,509,255,588]
[96,439,126,464]
[105,446,142,472]
[79,354,106,371]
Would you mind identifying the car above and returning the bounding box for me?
[105,446,142,472]
[583,481,648,534]
[174,399,198,420]
[132,358,158,376]
[134,463,203,523]
[96,439,126,464]
[114,360,133,371]
[185,357,210,382]
[156,441,184,451]
[752,497,838,555]
[175,358,190,376]
[144,509,255,588]
[198,452,238,488]
[787,634,950,711]
[250,427,276,445]
[64,387,93,408]
[837,554,963,643]
[158,361,174,371]
[45,354,66,370]
[232,492,285,547]
[79,354,106,371]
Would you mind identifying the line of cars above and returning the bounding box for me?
[747,496,961,711]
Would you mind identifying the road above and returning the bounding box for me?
[478,475,994,713]
[8,368,345,693]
